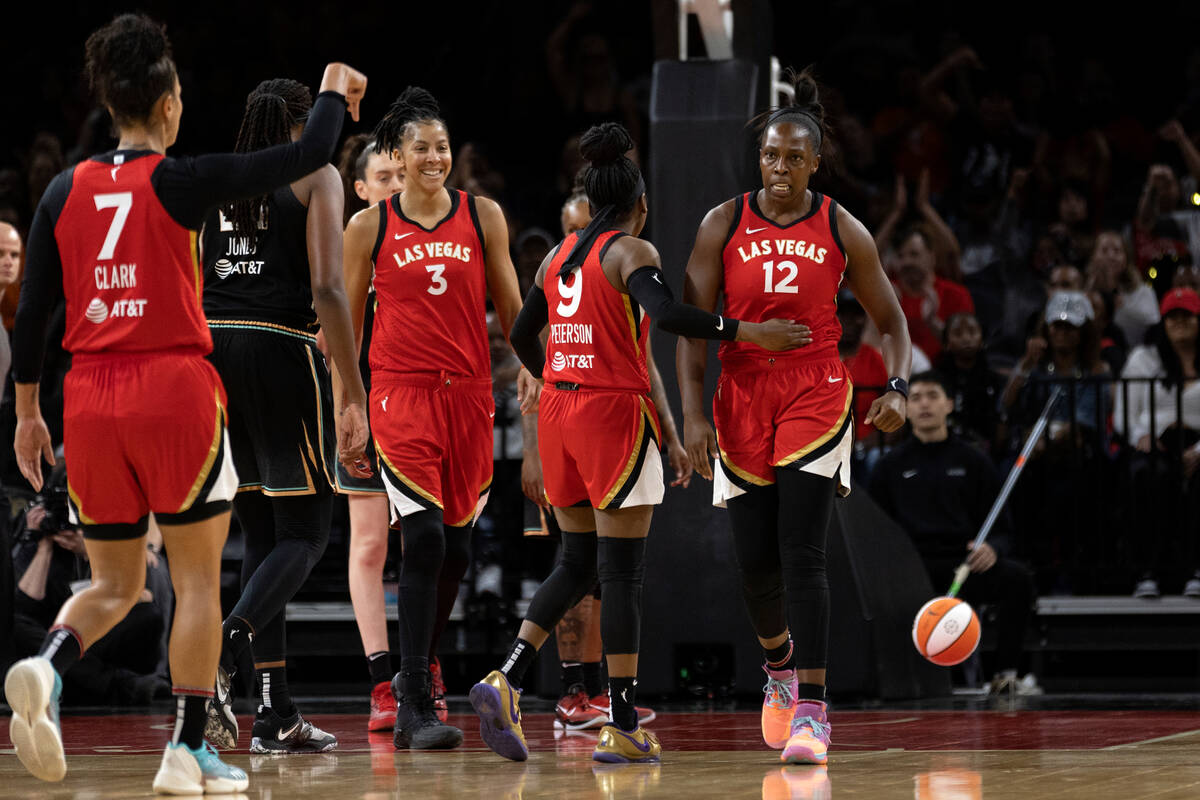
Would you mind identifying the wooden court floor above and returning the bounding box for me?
[3,708,1200,798]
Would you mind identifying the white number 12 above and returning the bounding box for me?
[761,259,799,294]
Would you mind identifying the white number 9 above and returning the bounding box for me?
[557,268,583,318]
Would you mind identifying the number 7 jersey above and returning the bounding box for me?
[719,190,848,370]
[370,189,489,378]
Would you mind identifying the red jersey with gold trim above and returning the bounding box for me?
[719,190,847,369]
[370,189,488,378]
[543,230,650,394]
[55,154,209,356]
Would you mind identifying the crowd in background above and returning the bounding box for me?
[2,3,1200,699]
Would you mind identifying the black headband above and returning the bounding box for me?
[558,172,645,278]
[765,107,823,149]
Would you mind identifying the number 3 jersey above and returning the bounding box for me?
[53,152,211,357]
[543,229,650,394]
[720,190,848,370]
[370,189,489,379]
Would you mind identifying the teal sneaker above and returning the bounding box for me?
[5,656,66,782]
[152,740,249,795]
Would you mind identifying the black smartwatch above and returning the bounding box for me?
[886,376,909,398]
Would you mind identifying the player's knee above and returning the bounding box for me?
[741,567,784,604]
[597,536,646,587]
[401,510,445,573]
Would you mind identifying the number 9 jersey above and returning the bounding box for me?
[719,191,847,370]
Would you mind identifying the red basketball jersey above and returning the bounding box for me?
[543,230,650,394]
[55,154,210,356]
[370,190,489,378]
[719,191,848,369]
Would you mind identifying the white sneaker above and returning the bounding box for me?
[5,657,66,782]
[152,741,249,795]
[1017,674,1044,696]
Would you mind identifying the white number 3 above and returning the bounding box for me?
[426,263,447,295]
[94,192,132,261]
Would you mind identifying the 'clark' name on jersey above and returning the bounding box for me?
[90,262,147,322]
[736,238,828,264]
[392,241,473,269]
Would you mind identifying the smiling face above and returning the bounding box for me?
[396,121,451,195]
[758,122,820,206]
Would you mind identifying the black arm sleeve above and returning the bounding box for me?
[626,266,738,341]
[12,171,71,384]
[154,91,348,229]
[510,284,548,378]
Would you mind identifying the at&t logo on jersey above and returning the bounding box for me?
[551,351,594,370]
[85,298,108,324]
[85,296,147,324]
[212,258,263,279]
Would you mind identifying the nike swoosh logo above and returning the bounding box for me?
[278,721,302,740]
[508,687,520,724]
[394,232,414,240]
[110,167,120,181]
[651,273,662,283]
[715,316,724,331]
[827,376,843,383]
[902,469,918,478]
[745,226,767,235]
[612,728,652,752]
[489,412,496,418]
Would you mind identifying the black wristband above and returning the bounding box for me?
[886,376,909,398]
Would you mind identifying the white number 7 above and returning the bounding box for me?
[94,192,133,261]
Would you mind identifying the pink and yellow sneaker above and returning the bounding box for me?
[781,700,830,765]
[761,665,798,749]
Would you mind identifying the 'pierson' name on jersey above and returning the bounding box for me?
[550,323,593,344]
[392,241,473,269]
[737,239,828,264]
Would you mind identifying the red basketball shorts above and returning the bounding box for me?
[370,372,494,528]
[63,352,238,534]
[712,356,853,506]
[538,387,663,509]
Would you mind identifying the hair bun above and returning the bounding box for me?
[395,86,440,119]
[579,122,633,166]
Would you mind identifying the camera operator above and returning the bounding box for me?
[7,481,171,704]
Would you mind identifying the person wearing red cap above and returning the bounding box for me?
[1115,287,1200,598]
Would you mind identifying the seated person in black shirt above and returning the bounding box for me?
[5,480,170,705]
[868,371,1036,693]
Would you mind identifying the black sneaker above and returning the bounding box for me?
[205,663,238,749]
[250,706,337,754]
[392,671,463,750]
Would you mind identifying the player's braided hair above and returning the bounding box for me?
[84,13,177,127]
[752,66,829,155]
[373,87,444,158]
[578,122,641,219]
[225,79,313,246]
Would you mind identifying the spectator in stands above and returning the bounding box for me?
[1134,162,1194,284]
[1087,288,1128,376]
[1048,264,1084,293]
[0,222,20,369]
[935,312,1004,451]
[7,477,171,705]
[1113,288,1200,598]
[1175,263,1200,292]
[513,228,555,297]
[1043,180,1094,269]
[868,371,1036,693]
[1149,120,1200,269]
[892,223,975,362]
[1086,230,1159,348]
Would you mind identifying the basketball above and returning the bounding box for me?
[912,597,981,666]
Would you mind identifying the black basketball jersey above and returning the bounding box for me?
[202,185,316,332]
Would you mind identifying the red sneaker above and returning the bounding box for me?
[554,688,607,731]
[368,681,397,732]
[588,691,657,726]
[430,658,449,723]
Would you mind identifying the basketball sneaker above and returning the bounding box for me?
[249,706,337,753]
[761,765,832,800]
[761,665,798,749]
[205,663,238,749]
[555,687,608,730]
[592,723,662,763]
[468,670,529,761]
[393,671,464,750]
[369,680,398,731]
[430,657,449,723]
[781,701,831,765]
[5,656,66,782]
[152,740,249,795]
[588,690,657,726]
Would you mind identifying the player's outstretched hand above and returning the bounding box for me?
[684,412,718,481]
[666,437,692,488]
[337,401,372,478]
[517,367,542,415]
[741,319,811,351]
[15,415,54,492]
[319,63,368,122]
[865,391,906,432]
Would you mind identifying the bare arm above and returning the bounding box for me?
[478,197,523,338]
[874,175,907,255]
[16,537,53,602]
[840,205,911,432]
[647,337,691,488]
[915,168,963,282]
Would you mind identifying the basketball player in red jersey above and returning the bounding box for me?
[677,69,911,766]
[470,122,809,764]
[341,87,535,750]
[5,13,366,794]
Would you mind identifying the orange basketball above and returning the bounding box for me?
[912,597,981,666]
